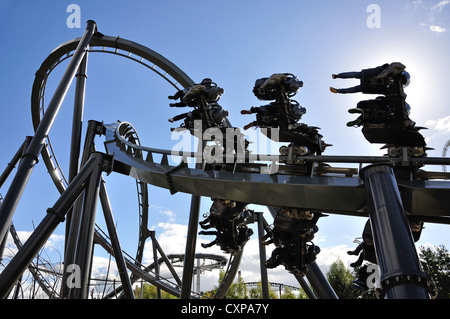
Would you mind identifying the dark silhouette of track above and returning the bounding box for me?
[1,20,449,299]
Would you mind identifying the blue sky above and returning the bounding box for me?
[1,0,450,293]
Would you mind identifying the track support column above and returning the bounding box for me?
[67,153,105,299]
[180,136,205,299]
[180,194,201,298]
[256,212,269,299]
[360,163,430,299]
[66,52,89,242]
[0,153,108,298]
[150,231,162,299]
[100,180,135,299]
[0,20,97,247]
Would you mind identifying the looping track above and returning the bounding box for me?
[27,32,246,298]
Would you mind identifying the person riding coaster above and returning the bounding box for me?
[262,208,325,275]
[168,78,230,133]
[198,199,254,255]
[168,78,249,162]
[330,62,428,154]
[241,73,329,156]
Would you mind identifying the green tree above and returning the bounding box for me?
[280,286,296,299]
[205,271,309,299]
[134,282,177,299]
[248,281,278,299]
[419,245,450,299]
[204,270,247,299]
[326,258,359,299]
[279,285,309,299]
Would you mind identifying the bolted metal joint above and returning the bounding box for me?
[20,152,39,164]
[46,207,65,223]
[99,153,114,175]
[164,161,187,195]
[380,272,438,299]
[85,20,98,35]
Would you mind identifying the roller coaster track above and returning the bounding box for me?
[104,121,450,222]
[10,22,449,299]
[31,33,194,193]
[93,225,201,299]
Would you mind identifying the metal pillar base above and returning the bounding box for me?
[360,163,430,299]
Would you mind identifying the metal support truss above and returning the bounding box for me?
[61,119,101,297]
[0,152,111,298]
[0,20,97,247]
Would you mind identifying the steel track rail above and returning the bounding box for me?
[104,121,450,220]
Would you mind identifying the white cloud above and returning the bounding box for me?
[425,115,450,131]
[150,222,188,257]
[420,242,438,252]
[160,209,176,222]
[3,230,65,260]
[407,0,449,32]
[90,256,120,279]
[315,244,356,274]
[429,24,446,32]
[431,0,450,12]
[412,0,424,8]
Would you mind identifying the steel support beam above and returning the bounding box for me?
[67,155,103,299]
[69,53,89,183]
[150,231,162,299]
[0,136,32,190]
[100,180,134,299]
[66,52,89,244]
[180,139,204,299]
[256,212,269,299]
[305,262,338,299]
[180,194,201,298]
[152,235,182,286]
[0,153,105,298]
[62,120,101,297]
[360,163,430,299]
[294,274,317,299]
[0,20,97,246]
[0,137,31,261]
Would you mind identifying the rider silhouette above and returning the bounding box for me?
[330,62,409,95]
